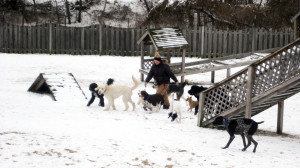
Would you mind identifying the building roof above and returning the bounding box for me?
[137,27,188,51]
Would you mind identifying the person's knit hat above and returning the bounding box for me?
[154,57,162,61]
[154,51,161,61]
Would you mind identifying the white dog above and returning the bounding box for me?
[168,93,182,123]
[96,76,139,111]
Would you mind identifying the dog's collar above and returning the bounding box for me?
[223,118,229,127]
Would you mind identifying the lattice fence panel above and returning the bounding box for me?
[143,60,153,69]
[201,70,249,122]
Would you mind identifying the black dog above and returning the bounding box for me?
[167,80,189,100]
[87,78,114,107]
[212,116,264,153]
[187,85,208,115]
[139,90,164,112]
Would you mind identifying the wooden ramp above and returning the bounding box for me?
[28,73,87,101]
[198,38,300,133]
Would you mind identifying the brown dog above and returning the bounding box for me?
[186,97,199,112]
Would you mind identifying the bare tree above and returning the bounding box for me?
[32,0,39,24]
[77,0,82,23]
[142,0,150,13]
[65,0,71,24]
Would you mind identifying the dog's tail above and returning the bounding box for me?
[131,75,140,90]
[106,78,114,85]
[257,121,264,124]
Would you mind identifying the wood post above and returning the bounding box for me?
[211,71,215,83]
[197,92,206,127]
[99,24,103,55]
[181,49,186,82]
[245,65,255,118]
[277,100,284,134]
[49,23,52,54]
[140,41,145,81]
[226,68,231,77]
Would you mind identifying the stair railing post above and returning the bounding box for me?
[277,100,284,134]
[197,92,205,127]
[245,65,255,118]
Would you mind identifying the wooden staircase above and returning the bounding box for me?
[198,38,300,128]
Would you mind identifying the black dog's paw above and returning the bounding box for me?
[171,113,178,122]
[168,112,172,118]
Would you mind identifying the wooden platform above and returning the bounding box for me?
[140,52,270,81]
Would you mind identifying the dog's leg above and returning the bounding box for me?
[243,136,258,153]
[251,137,258,153]
[128,98,135,111]
[177,111,181,123]
[241,133,247,149]
[223,135,235,149]
[242,135,254,152]
[122,96,129,111]
[104,99,113,111]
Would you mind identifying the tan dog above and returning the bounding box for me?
[186,97,199,112]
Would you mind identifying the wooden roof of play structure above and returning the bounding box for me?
[28,73,87,101]
[137,27,188,50]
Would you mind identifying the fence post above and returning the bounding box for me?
[245,65,255,118]
[81,26,85,54]
[99,24,103,55]
[49,23,52,54]
[252,27,256,53]
[193,13,197,57]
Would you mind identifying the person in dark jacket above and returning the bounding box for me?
[87,78,114,107]
[145,52,178,109]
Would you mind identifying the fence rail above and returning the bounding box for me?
[0,23,294,58]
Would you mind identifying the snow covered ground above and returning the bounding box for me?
[0,53,300,168]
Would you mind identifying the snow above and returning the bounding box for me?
[1,53,300,167]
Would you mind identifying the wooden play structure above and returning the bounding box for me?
[137,27,188,82]
[28,73,87,101]
[198,38,300,134]
[138,27,278,83]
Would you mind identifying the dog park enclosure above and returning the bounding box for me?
[0,23,294,58]
[28,73,87,101]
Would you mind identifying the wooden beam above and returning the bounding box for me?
[277,100,284,134]
[140,41,145,81]
[245,65,255,118]
[197,92,206,127]
[211,71,215,83]
[181,49,186,82]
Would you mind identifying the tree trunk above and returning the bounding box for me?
[77,0,82,23]
[143,0,150,13]
[65,0,71,24]
[32,0,39,24]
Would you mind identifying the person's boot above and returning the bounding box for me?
[163,105,169,109]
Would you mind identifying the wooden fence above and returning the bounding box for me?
[0,23,294,58]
